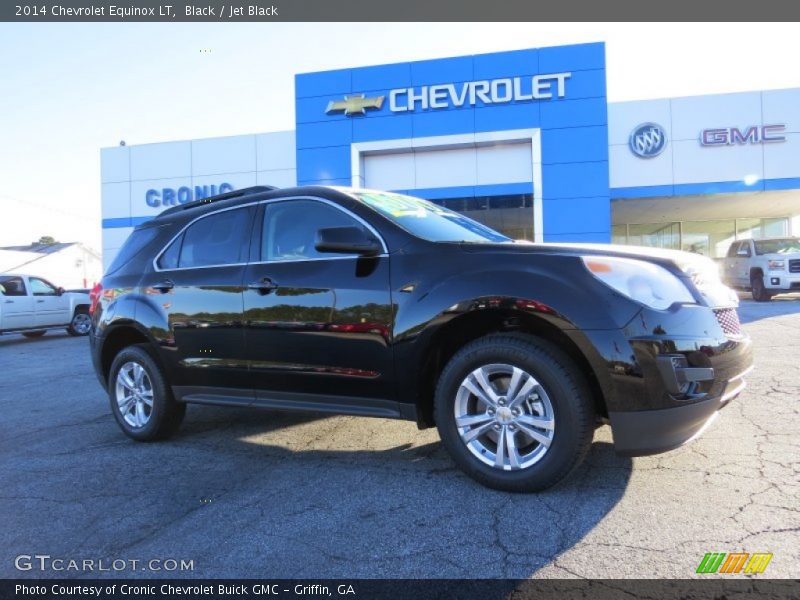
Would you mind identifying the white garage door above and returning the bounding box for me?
[363,141,533,191]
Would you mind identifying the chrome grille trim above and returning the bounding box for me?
[714,307,742,336]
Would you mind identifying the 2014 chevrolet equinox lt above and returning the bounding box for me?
[90,186,753,491]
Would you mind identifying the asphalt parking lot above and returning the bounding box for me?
[1,296,798,579]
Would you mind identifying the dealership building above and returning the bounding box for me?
[100,42,800,268]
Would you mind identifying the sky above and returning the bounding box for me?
[2,22,800,252]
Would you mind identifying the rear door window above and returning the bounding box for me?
[167,207,253,269]
[0,276,26,296]
[157,236,182,270]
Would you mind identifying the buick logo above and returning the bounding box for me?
[629,123,667,158]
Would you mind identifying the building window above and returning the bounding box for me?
[613,217,790,259]
[627,222,680,250]
[736,217,789,240]
[430,194,534,241]
[681,220,735,257]
[611,225,627,245]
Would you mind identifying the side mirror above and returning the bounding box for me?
[56,287,65,296]
[0,284,5,295]
[315,227,382,256]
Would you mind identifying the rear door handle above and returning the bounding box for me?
[247,277,279,294]
[4,300,12,304]
[152,279,174,293]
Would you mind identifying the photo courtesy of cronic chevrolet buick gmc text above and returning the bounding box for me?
[89,186,753,491]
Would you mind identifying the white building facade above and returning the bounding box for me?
[100,43,800,268]
[0,242,102,289]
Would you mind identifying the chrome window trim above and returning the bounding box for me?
[153,262,250,273]
[248,254,388,266]
[152,195,388,273]
[152,201,261,273]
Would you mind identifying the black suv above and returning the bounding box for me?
[90,186,752,491]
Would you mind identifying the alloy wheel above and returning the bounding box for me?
[454,363,555,471]
[72,313,92,334]
[115,361,154,428]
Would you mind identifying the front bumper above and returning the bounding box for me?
[610,364,751,456]
[572,303,754,457]
[764,272,800,291]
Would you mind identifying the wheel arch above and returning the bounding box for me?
[413,306,608,429]
[99,323,155,385]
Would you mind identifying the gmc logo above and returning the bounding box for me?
[700,124,786,146]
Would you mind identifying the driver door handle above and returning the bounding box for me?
[247,277,279,295]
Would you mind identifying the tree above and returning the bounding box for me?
[36,236,57,245]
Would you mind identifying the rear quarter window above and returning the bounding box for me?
[105,226,166,275]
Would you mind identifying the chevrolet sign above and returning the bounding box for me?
[326,94,385,116]
[325,72,571,116]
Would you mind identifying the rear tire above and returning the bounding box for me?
[751,274,772,302]
[108,345,185,441]
[434,333,595,492]
[22,330,46,338]
[67,308,92,336]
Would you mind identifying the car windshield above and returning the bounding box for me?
[753,238,800,255]
[353,190,511,243]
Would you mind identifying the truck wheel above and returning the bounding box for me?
[108,345,185,441]
[434,333,595,492]
[751,274,772,302]
[67,308,92,336]
[22,331,46,338]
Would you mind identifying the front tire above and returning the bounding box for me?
[67,308,91,336]
[108,345,185,441]
[751,274,772,302]
[434,334,595,492]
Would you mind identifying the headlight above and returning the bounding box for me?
[582,256,696,310]
[768,259,785,271]
[674,253,739,308]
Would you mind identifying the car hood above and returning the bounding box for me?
[459,241,738,307]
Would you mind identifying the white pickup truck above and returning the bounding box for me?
[0,273,92,337]
[722,237,800,301]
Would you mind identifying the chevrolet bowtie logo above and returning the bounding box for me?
[325,94,385,116]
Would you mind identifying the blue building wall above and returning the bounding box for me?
[295,42,610,242]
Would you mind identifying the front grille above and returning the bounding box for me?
[714,308,742,336]
[789,259,800,273]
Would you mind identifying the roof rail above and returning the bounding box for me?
[158,185,277,217]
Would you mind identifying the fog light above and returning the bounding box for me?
[771,277,780,285]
